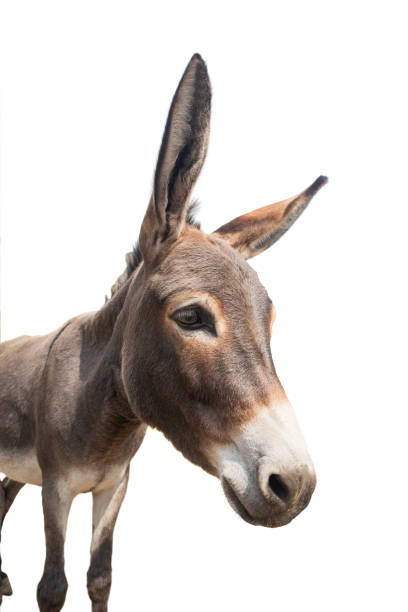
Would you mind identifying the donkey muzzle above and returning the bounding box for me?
[221,459,316,528]
[215,404,316,527]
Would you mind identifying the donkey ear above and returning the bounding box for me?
[139,54,211,264]
[213,176,328,259]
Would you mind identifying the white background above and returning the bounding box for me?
[0,1,407,611]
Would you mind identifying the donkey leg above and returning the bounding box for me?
[2,478,25,519]
[87,468,129,612]
[0,478,25,601]
[0,481,7,604]
[37,477,74,612]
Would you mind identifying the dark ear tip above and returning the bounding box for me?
[185,53,211,97]
[190,53,206,65]
[188,53,209,78]
[305,175,329,197]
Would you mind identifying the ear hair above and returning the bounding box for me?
[139,54,211,265]
[214,176,328,259]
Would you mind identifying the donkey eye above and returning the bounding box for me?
[173,308,202,327]
[171,307,216,334]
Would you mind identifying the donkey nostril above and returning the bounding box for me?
[268,474,291,503]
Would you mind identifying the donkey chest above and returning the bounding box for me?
[63,462,129,494]
[61,426,147,494]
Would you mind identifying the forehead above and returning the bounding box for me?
[153,230,270,309]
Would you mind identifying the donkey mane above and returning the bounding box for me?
[109,200,201,298]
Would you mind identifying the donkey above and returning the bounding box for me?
[0,53,327,611]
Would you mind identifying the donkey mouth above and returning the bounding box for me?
[221,478,258,526]
[221,477,297,528]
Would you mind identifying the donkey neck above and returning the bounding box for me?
[76,272,145,460]
[89,275,133,342]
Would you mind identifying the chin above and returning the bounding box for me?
[222,478,300,528]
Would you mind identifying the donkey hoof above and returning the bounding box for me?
[0,571,13,597]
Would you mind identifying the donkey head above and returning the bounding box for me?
[121,54,327,527]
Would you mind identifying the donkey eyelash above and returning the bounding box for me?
[171,306,216,335]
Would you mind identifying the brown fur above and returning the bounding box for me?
[0,54,326,610]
